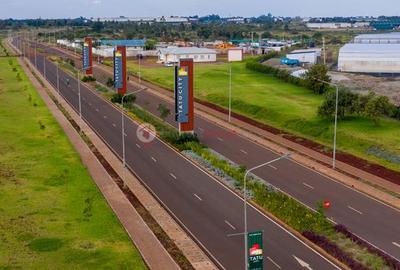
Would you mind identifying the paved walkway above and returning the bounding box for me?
[9,41,182,270]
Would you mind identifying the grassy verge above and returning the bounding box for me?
[121,59,400,173]
[0,55,147,268]
[92,82,391,270]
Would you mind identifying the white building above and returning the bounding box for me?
[228,48,243,62]
[97,16,189,24]
[287,48,321,64]
[306,22,352,29]
[338,44,400,74]
[158,47,217,63]
[353,32,400,44]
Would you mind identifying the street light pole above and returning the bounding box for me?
[315,78,339,169]
[138,55,142,85]
[34,42,37,68]
[243,154,290,270]
[56,63,61,102]
[44,54,46,79]
[333,84,339,169]
[228,64,232,122]
[121,88,146,180]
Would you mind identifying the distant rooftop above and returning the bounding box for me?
[289,48,322,54]
[355,32,400,39]
[159,47,217,55]
[100,40,145,47]
[340,43,400,53]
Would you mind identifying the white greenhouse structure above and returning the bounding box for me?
[353,32,400,44]
[338,44,400,74]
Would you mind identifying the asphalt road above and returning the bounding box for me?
[35,41,400,263]
[14,38,343,269]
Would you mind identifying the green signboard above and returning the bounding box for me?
[248,231,263,270]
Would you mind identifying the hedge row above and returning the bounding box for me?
[245,54,309,88]
[334,224,400,270]
[303,231,370,270]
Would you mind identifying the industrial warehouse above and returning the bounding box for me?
[338,33,400,74]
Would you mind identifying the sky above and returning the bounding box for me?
[1,0,400,19]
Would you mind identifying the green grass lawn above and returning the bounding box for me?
[124,59,400,173]
[0,56,147,269]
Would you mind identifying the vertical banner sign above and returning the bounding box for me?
[175,66,189,123]
[113,46,127,95]
[248,231,263,270]
[114,49,123,89]
[174,59,194,133]
[82,42,90,69]
[83,37,93,75]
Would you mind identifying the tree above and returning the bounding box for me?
[110,93,136,105]
[304,64,331,94]
[364,95,391,125]
[106,77,114,87]
[145,39,156,50]
[318,88,358,119]
[157,103,171,121]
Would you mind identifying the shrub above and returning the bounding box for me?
[110,93,136,105]
[334,224,400,270]
[302,231,369,270]
[81,76,96,82]
[106,77,114,87]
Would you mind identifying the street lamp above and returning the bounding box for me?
[243,153,291,270]
[228,64,232,122]
[77,66,93,133]
[121,88,147,170]
[138,55,142,85]
[315,78,339,169]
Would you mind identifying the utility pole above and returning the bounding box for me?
[138,54,142,85]
[243,154,291,269]
[228,65,232,122]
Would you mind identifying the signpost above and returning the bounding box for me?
[114,46,127,95]
[248,231,263,270]
[174,59,194,133]
[82,37,93,76]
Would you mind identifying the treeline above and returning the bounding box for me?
[246,55,400,124]
[318,89,400,124]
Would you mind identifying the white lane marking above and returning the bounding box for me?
[268,164,278,170]
[224,220,236,230]
[267,257,282,269]
[217,137,224,142]
[151,157,157,162]
[103,115,107,119]
[170,173,177,180]
[194,194,203,201]
[303,182,315,190]
[293,255,312,270]
[112,123,116,128]
[348,206,363,215]
[392,242,400,248]
[124,133,127,137]
[95,108,99,112]
[135,143,141,149]
[240,149,248,155]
